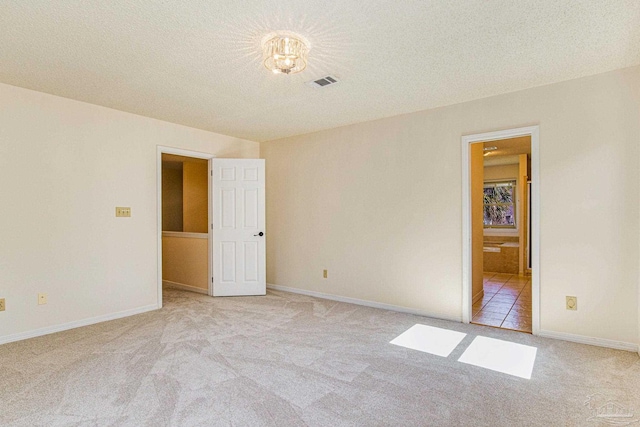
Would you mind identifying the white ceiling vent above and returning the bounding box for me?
[305,75,340,89]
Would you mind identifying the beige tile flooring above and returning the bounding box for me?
[472,272,532,333]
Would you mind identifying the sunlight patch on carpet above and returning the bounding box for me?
[390,324,467,357]
[458,336,537,379]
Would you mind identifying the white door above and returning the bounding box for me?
[212,159,266,296]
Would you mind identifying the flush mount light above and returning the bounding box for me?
[262,33,309,75]
[483,146,498,156]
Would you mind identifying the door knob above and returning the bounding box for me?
[254,232,264,237]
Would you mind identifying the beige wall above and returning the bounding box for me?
[484,164,519,181]
[261,66,640,345]
[0,82,259,342]
[162,235,208,291]
[183,160,208,233]
[470,144,484,302]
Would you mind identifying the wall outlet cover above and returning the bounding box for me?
[566,296,577,310]
[38,293,47,305]
[0,298,5,311]
[323,269,328,278]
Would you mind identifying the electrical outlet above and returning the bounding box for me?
[115,207,131,217]
[566,296,577,310]
[38,293,47,305]
[323,269,328,278]
[0,298,5,311]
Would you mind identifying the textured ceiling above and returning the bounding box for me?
[1,1,639,142]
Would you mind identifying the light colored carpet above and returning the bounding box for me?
[1,288,639,426]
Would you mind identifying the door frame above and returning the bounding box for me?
[461,126,540,334]
[156,146,215,308]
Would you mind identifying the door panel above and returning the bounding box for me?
[220,188,236,228]
[212,159,266,296]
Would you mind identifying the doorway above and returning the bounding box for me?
[462,126,540,334]
[156,147,267,307]
[161,153,210,297]
[157,147,214,308]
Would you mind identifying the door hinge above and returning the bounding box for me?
[211,224,213,230]
[211,277,214,283]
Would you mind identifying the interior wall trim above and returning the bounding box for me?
[267,283,461,323]
[538,329,638,353]
[472,289,485,304]
[162,231,208,239]
[268,284,638,353]
[0,304,158,346]
[162,280,208,295]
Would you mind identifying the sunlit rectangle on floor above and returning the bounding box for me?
[458,336,537,379]
[390,324,467,357]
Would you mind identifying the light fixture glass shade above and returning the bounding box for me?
[263,34,308,75]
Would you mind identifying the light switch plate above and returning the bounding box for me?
[323,269,327,278]
[0,298,5,311]
[566,296,577,310]
[116,207,131,217]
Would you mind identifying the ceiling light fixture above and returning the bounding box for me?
[262,33,309,75]
[483,146,498,156]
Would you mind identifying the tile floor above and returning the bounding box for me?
[472,272,532,333]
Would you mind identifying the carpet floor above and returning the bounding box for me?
[1,288,639,426]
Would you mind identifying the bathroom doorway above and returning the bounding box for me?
[462,126,540,334]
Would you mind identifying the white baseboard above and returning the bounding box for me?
[538,329,638,353]
[163,280,208,295]
[472,289,484,304]
[267,283,461,323]
[0,304,159,346]
[267,284,638,353]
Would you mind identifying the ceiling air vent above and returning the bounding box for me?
[305,75,340,88]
